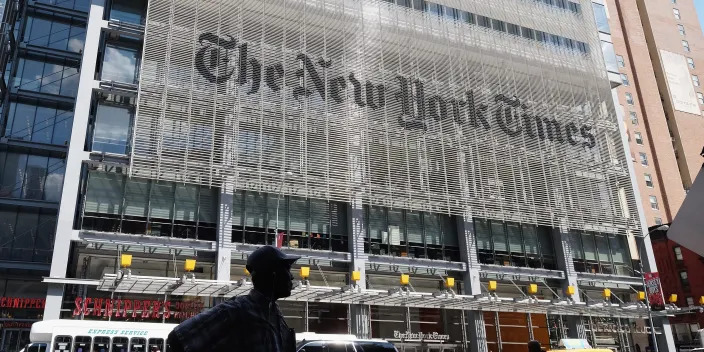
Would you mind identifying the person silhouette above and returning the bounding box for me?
[167,246,300,352]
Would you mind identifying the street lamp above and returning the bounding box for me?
[274,171,294,247]
[635,224,669,352]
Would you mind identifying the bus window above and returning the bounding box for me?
[130,338,146,352]
[54,336,72,352]
[148,339,164,352]
[93,337,110,352]
[112,337,128,352]
[74,336,92,352]
[27,343,47,352]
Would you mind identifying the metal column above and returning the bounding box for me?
[458,214,488,352]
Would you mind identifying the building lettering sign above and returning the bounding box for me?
[72,297,203,320]
[0,297,46,309]
[85,329,148,336]
[134,0,635,231]
[194,34,596,149]
[393,330,450,342]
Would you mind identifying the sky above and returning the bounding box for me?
[697,0,704,34]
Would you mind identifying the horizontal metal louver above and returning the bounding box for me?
[132,0,640,235]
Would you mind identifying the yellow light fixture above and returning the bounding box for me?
[351,271,361,282]
[488,280,497,292]
[699,296,704,305]
[565,286,575,297]
[638,291,646,301]
[527,284,538,295]
[300,266,310,279]
[602,288,611,299]
[400,274,410,286]
[669,294,678,303]
[445,277,455,288]
[184,259,196,272]
[244,268,250,276]
[120,254,132,268]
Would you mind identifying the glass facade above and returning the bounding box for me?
[13,58,79,97]
[0,152,65,202]
[22,15,86,53]
[231,191,348,252]
[4,103,72,145]
[80,171,217,240]
[109,0,147,25]
[364,206,460,261]
[92,102,132,154]
[36,0,90,12]
[592,3,610,34]
[474,218,556,269]
[101,40,141,84]
[0,206,56,263]
[570,231,632,275]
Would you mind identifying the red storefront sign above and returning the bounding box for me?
[0,297,46,309]
[72,297,204,321]
[0,321,34,329]
[644,272,666,310]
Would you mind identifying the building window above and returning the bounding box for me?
[101,40,141,84]
[687,297,694,307]
[655,217,663,225]
[92,100,133,155]
[674,246,683,260]
[630,111,638,124]
[23,15,87,53]
[363,205,460,261]
[640,152,648,166]
[687,57,695,69]
[625,92,634,105]
[12,58,79,97]
[680,271,689,287]
[3,103,73,145]
[474,218,556,269]
[678,24,686,36]
[616,55,625,68]
[635,132,643,145]
[593,3,611,34]
[621,73,630,86]
[81,170,218,240]
[683,40,690,52]
[673,8,681,20]
[672,0,677,3]
[693,75,700,87]
[645,173,653,188]
[0,207,56,263]
[0,152,65,201]
[569,231,632,275]
[649,195,659,210]
[109,0,147,24]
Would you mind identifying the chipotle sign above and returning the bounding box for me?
[72,297,204,320]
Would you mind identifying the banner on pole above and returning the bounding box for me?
[644,272,666,310]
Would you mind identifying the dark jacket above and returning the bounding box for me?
[167,289,296,352]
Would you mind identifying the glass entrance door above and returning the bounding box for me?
[1,329,30,352]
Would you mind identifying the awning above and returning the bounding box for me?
[66,274,675,319]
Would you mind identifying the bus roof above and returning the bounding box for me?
[31,320,178,343]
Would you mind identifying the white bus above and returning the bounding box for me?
[24,320,177,352]
[24,320,398,352]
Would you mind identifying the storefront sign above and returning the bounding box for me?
[393,330,450,342]
[0,321,35,329]
[644,272,666,310]
[72,297,204,320]
[0,297,46,309]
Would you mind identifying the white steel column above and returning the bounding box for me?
[216,184,233,282]
[552,220,587,339]
[348,197,369,338]
[457,214,488,352]
[44,0,105,320]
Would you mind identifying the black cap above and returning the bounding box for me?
[246,246,300,273]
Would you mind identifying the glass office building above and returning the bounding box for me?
[0,0,676,351]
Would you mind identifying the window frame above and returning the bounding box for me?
[620,73,629,86]
[649,195,659,210]
[678,24,686,36]
[635,132,643,145]
[687,57,695,69]
[682,40,690,52]
[640,152,648,166]
[674,246,683,261]
[625,92,634,105]
[644,173,653,188]
[673,8,681,20]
